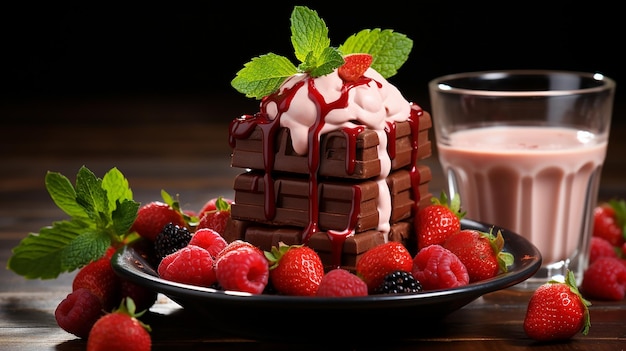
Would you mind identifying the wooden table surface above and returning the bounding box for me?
[1,95,625,350]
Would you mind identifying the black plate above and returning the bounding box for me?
[112,219,541,341]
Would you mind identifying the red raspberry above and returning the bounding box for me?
[411,244,469,291]
[157,245,217,287]
[216,240,264,261]
[581,256,626,301]
[72,256,120,311]
[188,228,228,258]
[589,236,617,264]
[215,246,269,294]
[55,288,105,338]
[316,268,368,297]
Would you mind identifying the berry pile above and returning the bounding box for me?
[151,192,515,299]
[581,199,626,301]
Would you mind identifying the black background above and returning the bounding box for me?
[2,2,624,123]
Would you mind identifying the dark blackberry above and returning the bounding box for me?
[374,270,423,294]
[154,222,193,261]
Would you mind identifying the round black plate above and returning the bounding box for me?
[112,219,541,341]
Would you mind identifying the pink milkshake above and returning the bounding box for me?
[438,125,607,284]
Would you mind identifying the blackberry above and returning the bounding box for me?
[374,270,423,294]
[154,222,193,261]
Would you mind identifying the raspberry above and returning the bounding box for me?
[215,246,269,294]
[154,223,193,261]
[374,270,423,294]
[188,228,228,258]
[581,256,626,301]
[316,268,368,297]
[55,288,105,339]
[411,244,469,291]
[216,240,264,261]
[157,245,217,287]
[589,236,617,264]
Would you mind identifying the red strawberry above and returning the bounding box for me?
[188,228,228,258]
[72,255,121,311]
[337,53,373,82]
[157,245,217,287]
[412,244,469,290]
[131,201,187,241]
[581,256,626,300]
[198,196,233,218]
[266,243,324,296]
[416,192,465,250]
[592,199,626,247]
[215,245,269,294]
[316,268,368,297]
[196,197,231,235]
[87,298,151,351]
[524,271,591,341]
[355,241,413,292]
[442,228,514,282]
[55,288,105,338]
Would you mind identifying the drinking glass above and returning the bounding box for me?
[428,70,615,289]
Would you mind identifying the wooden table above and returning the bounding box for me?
[2,96,625,350]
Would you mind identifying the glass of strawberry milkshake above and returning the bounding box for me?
[428,70,615,290]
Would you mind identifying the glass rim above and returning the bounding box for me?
[429,69,616,97]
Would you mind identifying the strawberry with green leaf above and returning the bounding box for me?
[231,6,412,100]
[416,191,465,250]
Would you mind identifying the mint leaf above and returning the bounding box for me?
[7,166,139,279]
[290,6,330,63]
[231,53,298,99]
[339,29,413,79]
[231,6,413,99]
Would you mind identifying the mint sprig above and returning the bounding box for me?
[231,6,413,100]
[7,166,139,279]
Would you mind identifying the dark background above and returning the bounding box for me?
[1,2,624,124]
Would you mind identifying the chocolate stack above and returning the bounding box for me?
[224,106,434,271]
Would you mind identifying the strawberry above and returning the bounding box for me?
[442,228,514,282]
[72,255,121,311]
[266,243,324,296]
[411,244,469,290]
[87,298,151,351]
[592,199,626,247]
[416,191,465,250]
[337,53,373,82]
[131,201,187,241]
[581,256,626,300]
[523,271,591,341]
[316,268,368,297]
[355,241,413,292]
[119,279,158,313]
[196,197,232,235]
[215,245,269,294]
[198,196,233,218]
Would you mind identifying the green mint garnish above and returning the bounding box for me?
[231,6,413,100]
[7,166,139,279]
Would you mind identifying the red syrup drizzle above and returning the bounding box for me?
[407,103,425,233]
